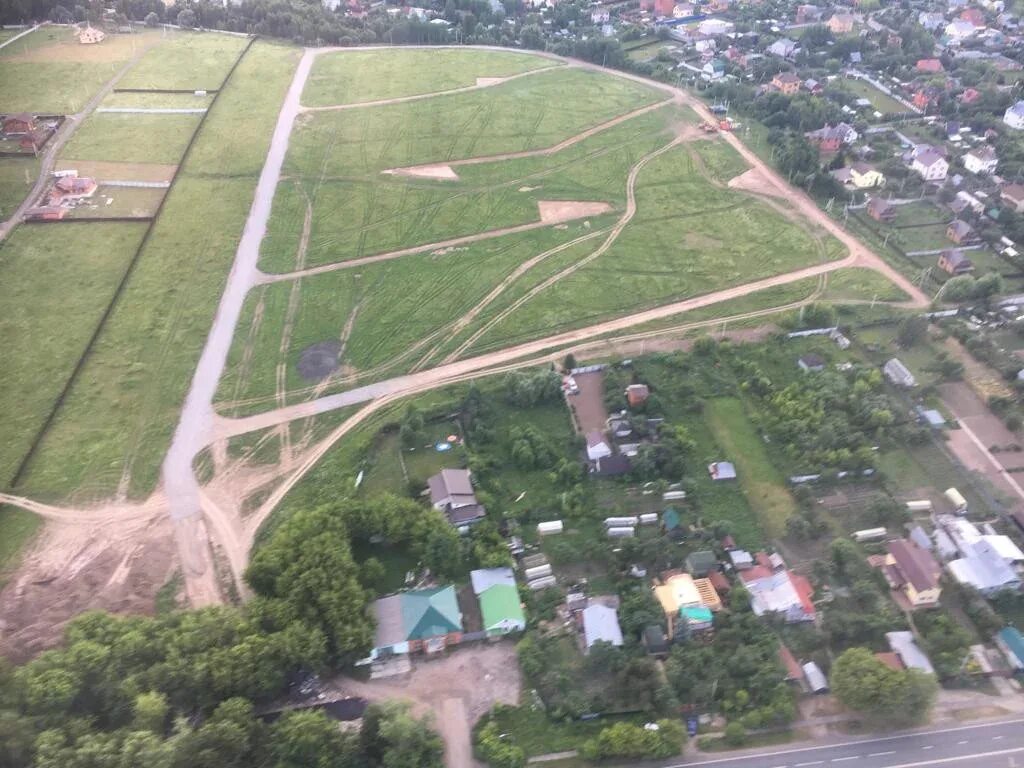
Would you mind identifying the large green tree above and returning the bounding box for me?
[831,648,937,725]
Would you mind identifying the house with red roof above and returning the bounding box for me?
[881,538,942,608]
[738,557,815,623]
[49,175,97,203]
[916,58,944,73]
[959,7,986,27]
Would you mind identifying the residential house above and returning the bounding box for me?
[946,219,978,245]
[767,38,799,59]
[771,71,801,95]
[916,58,944,73]
[642,625,670,657]
[882,539,943,607]
[910,148,948,180]
[738,564,815,623]
[938,249,974,275]
[585,430,612,461]
[945,19,978,38]
[18,127,50,154]
[367,586,463,660]
[729,549,754,570]
[832,162,884,189]
[996,627,1024,671]
[581,604,624,651]
[960,87,981,104]
[883,358,916,387]
[867,197,897,222]
[654,573,703,635]
[886,631,935,673]
[77,25,106,44]
[427,468,486,526]
[805,122,858,151]
[827,13,855,34]
[708,461,736,481]
[2,112,36,135]
[947,539,1023,595]
[626,383,649,407]
[795,3,822,23]
[798,353,826,372]
[702,59,726,81]
[591,8,610,23]
[699,18,734,35]
[1002,183,1024,212]
[1005,101,1024,129]
[912,88,939,111]
[470,568,526,636]
[686,550,718,576]
[803,78,823,95]
[49,175,96,202]
[663,507,688,540]
[964,146,998,175]
[960,7,986,26]
[918,11,944,30]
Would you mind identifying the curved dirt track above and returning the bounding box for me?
[7,45,931,617]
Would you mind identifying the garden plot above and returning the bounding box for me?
[60,112,202,165]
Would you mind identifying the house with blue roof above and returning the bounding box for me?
[366,586,463,661]
[996,627,1024,671]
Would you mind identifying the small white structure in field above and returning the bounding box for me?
[537,520,564,536]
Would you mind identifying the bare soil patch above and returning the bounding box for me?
[727,167,788,199]
[475,77,505,87]
[56,159,177,182]
[382,163,459,181]
[537,200,612,224]
[297,340,342,381]
[572,370,610,436]
[3,30,160,64]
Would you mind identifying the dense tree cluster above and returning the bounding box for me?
[831,648,937,726]
[247,495,463,663]
[580,719,684,761]
[664,592,795,730]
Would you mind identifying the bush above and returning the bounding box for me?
[476,720,526,768]
[580,720,684,761]
[723,722,747,747]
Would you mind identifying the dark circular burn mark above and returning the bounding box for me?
[297,340,342,381]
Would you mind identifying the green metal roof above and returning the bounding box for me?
[999,627,1024,664]
[402,586,462,640]
[479,584,526,631]
[663,507,682,530]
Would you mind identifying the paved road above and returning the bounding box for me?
[656,719,1024,768]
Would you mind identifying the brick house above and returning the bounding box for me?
[2,112,36,135]
[1001,183,1024,212]
[946,219,978,245]
[772,71,801,94]
[49,175,97,203]
[867,197,897,222]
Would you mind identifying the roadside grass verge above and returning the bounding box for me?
[61,113,202,164]
[821,267,909,303]
[285,67,664,177]
[704,397,798,538]
[0,221,148,489]
[16,42,300,502]
[0,157,39,222]
[116,31,249,91]
[302,47,558,106]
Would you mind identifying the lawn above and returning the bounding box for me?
[0,27,160,113]
[285,67,665,177]
[821,268,909,302]
[482,705,648,758]
[65,186,166,219]
[0,157,38,222]
[116,31,250,91]
[61,113,202,165]
[468,142,840,352]
[302,48,559,106]
[830,78,909,116]
[101,91,215,109]
[704,397,798,538]
[16,42,299,502]
[0,222,148,490]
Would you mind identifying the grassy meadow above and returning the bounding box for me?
[302,47,559,106]
[116,31,249,91]
[61,113,202,165]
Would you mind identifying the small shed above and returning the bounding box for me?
[708,461,737,481]
[802,661,829,693]
[686,550,718,577]
[642,625,670,657]
[537,520,563,536]
[663,507,687,540]
[798,353,826,372]
[728,549,754,570]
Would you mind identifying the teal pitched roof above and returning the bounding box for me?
[682,605,713,624]
[999,627,1024,664]
[402,587,462,640]
[663,507,682,530]
[479,584,526,630]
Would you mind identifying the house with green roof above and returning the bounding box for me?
[479,584,526,636]
[663,507,687,540]
[368,586,463,660]
[996,627,1024,672]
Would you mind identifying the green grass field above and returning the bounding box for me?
[0,157,38,222]
[116,31,249,91]
[285,67,665,177]
[0,27,160,113]
[704,397,798,538]
[61,113,202,164]
[101,91,215,109]
[829,78,909,116]
[302,48,559,106]
[822,268,909,302]
[0,221,148,498]
[16,42,300,502]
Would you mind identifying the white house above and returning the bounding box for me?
[883,358,917,387]
[945,19,977,38]
[910,148,949,181]
[964,145,998,174]
[699,18,734,35]
[1005,101,1024,129]
[591,8,610,23]
[586,430,612,461]
[767,38,799,58]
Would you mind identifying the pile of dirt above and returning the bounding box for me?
[297,340,342,381]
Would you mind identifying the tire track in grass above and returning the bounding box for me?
[442,134,684,363]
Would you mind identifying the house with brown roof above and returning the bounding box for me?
[946,219,977,246]
[938,249,974,276]
[2,112,36,135]
[805,123,857,152]
[1002,183,1024,213]
[827,12,855,34]
[771,72,801,95]
[867,197,897,222]
[626,383,649,407]
[24,206,67,221]
[882,538,942,608]
[49,175,96,203]
[427,468,486,526]
[19,127,50,154]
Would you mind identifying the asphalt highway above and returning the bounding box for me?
[652,719,1024,768]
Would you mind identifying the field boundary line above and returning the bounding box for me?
[0,24,39,50]
[4,35,257,492]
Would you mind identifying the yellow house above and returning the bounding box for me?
[883,539,942,608]
[654,574,701,636]
[850,163,885,188]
